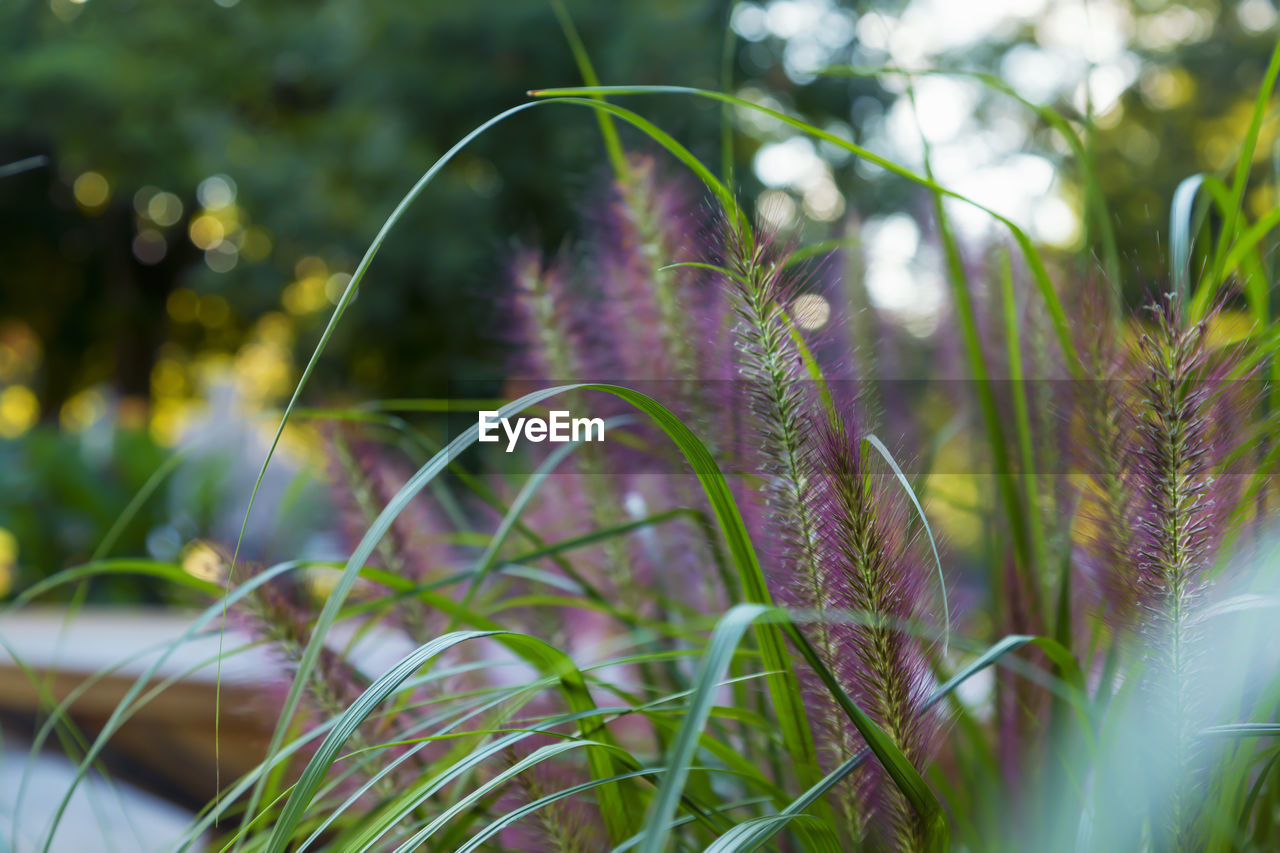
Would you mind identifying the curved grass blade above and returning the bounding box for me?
[900,74,1041,619]
[1207,35,1280,292]
[223,103,755,819]
[865,434,949,653]
[1172,173,1208,307]
[248,376,834,847]
[215,93,824,841]
[8,559,219,609]
[263,630,499,852]
[709,632,1084,851]
[997,248,1051,595]
[705,815,843,853]
[389,739,627,852]
[225,98,548,588]
[1202,724,1280,739]
[0,155,47,178]
[219,99,554,835]
[780,619,949,850]
[31,561,305,853]
[535,95,749,236]
[455,767,664,853]
[1239,748,1280,829]
[271,633,646,852]
[292,381,831,843]
[528,84,1083,377]
[549,0,628,179]
[818,64,1121,294]
[447,414,633,629]
[636,603,768,853]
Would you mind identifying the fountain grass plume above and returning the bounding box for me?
[498,739,607,853]
[589,154,703,382]
[719,228,861,830]
[507,248,584,383]
[229,561,366,720]
[723,231,824,600]
[325,424,451,641]
[813,414,936,850]
[1130,294,1241,851]
[224,560,426,799]
[1075,280,1141,630]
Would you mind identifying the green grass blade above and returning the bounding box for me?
[456,768,665,853]
[30,561,304,853]
[864,434,949,653]
[1207,34,1280,293]
[818,64,1121,296]
[528,84,1083,377]
[249,378,833,846]
[636,603,768,853]
[997,248,1051,591]
[548,0,628,180]
[706,632,1080,851]
[1202,724,1280,739]
[705,815,843,853]
[226,98,546,584]
[0,155,47,178]
[781,620,949,849]
[223,100,553,840]
[261,629,493,852]
[903,71,1041,623]
[1239,749,1280,829]
[1172,173,1208,307]
[8,559,219,608]
[532,94,749,237]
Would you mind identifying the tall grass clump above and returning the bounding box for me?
[11,30,1280,853]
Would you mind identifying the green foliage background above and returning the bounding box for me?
[2,0,1279,590]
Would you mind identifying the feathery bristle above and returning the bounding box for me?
[812,415,936,849]
[1128,294,1242,851]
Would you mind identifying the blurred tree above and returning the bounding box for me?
[0,0,729,418]
[4,0,1279,421]
[3,0,1279,593]
[724,0,1279,296]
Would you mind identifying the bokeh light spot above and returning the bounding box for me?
[182,541,226,582]
[205,242,239,273]
[72,171,110,209]
[756,189,797,230]
[151,357,186,397]
[240,227,273,262]
[324,272,352,304]
[189,214,225,249]
[133,229,167,265]
[197,174,236,210]
[294,255,327,280]
[147,191,184,226]
[0,386,39,438]
[0,527,16,599]
[60,388,104,432]
[791,293,832,330]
